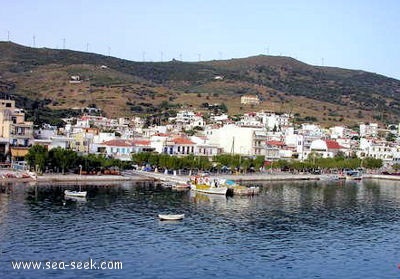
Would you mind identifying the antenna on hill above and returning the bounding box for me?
[86,43,89,52]
[142,51,146,62]
[63,38,66,49]
[218,51,222,60]
[179,53,182,61]
[108,47,111,57]
[161,51,163,62]
[7,31,10,42]
[197,53,201,62]
[321,57,324,66]
[33,35,36,48]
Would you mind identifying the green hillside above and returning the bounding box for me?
[1,41,399,128]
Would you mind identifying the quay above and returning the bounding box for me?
[2,169,400,185]
[126,170,321,183]
[120,170,400,184]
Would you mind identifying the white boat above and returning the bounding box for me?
[158,214,185,221]
[189,175,228,195]
[65,195,87,202]
[345,170,363,180]
[190,185,228,195]
[64,190,87,198]
[172,182,191,190]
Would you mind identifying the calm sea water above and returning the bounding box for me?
[1,179,400,279]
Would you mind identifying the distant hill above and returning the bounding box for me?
[1,41,400,128]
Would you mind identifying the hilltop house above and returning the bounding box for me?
[240,95,260,105]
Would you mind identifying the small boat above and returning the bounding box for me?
[172,182,191,190]
[223,179,260,196]
[65,195,87,202]
[345,170,363,180]
[64,190,87,198]
[189,175,228,195]
[158,214,185,221]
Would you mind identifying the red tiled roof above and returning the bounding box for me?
[172,137,194,145]
[133,140,151,146]
[102,139,135,147]
[266,140,285,146]
[325,140,342,149]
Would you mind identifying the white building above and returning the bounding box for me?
[360,123,378,137]
[206,124,262,155]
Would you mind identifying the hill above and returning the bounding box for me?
[1,41,400,128]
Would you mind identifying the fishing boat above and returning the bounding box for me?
[222,179,260,196]
[189,175,228,195]
[158,214,185,221]
[345,170,363,180]
[64,189,87,198]
[172,182,191,190]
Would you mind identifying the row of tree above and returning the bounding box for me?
[25,146,383,175]
[131,153,266,173]
[131,152,383,173]
[25,146,130,174]
[271,156,382,171]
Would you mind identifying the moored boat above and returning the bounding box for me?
[345,170,363,180]
[64,190,87,198]
[158,214,185,221]
[172,182,191,190]
[222,179,260,196]
[189,175,228,195]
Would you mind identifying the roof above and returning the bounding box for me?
[102,139,135,147]
[133,139,151,146]
[172,137,195,145]
[266,140,285,147]
[325,140,343,149]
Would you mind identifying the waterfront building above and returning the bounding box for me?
[309,139,344,158]
[0,99,33,162]
[162,136,195,155]
[206,124,262,155]
[357,138,397,166]
[98,139,153,161]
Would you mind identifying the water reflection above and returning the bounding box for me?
[1,179,400,279]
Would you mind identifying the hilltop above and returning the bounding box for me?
[1,41,400,128]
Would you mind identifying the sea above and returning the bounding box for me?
[1,178,400,279]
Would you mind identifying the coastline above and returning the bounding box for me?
[2,169,400,185]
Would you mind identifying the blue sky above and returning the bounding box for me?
[1,0,399,79]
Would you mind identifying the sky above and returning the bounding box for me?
[1,0,400,79]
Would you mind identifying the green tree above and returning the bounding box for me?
[49,147,78,174]
[362,157,383,169]
[25,145,48,173]
[386,132,397,142]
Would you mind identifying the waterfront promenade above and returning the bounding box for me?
[2,169,400,184]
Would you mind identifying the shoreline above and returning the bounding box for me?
[2,170,400,185]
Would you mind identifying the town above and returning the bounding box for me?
[0,96,398,175]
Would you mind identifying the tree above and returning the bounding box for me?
[25,145,48,173]
[362,157,383,169]
[49,147,78,174]
[386,132,397,142]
